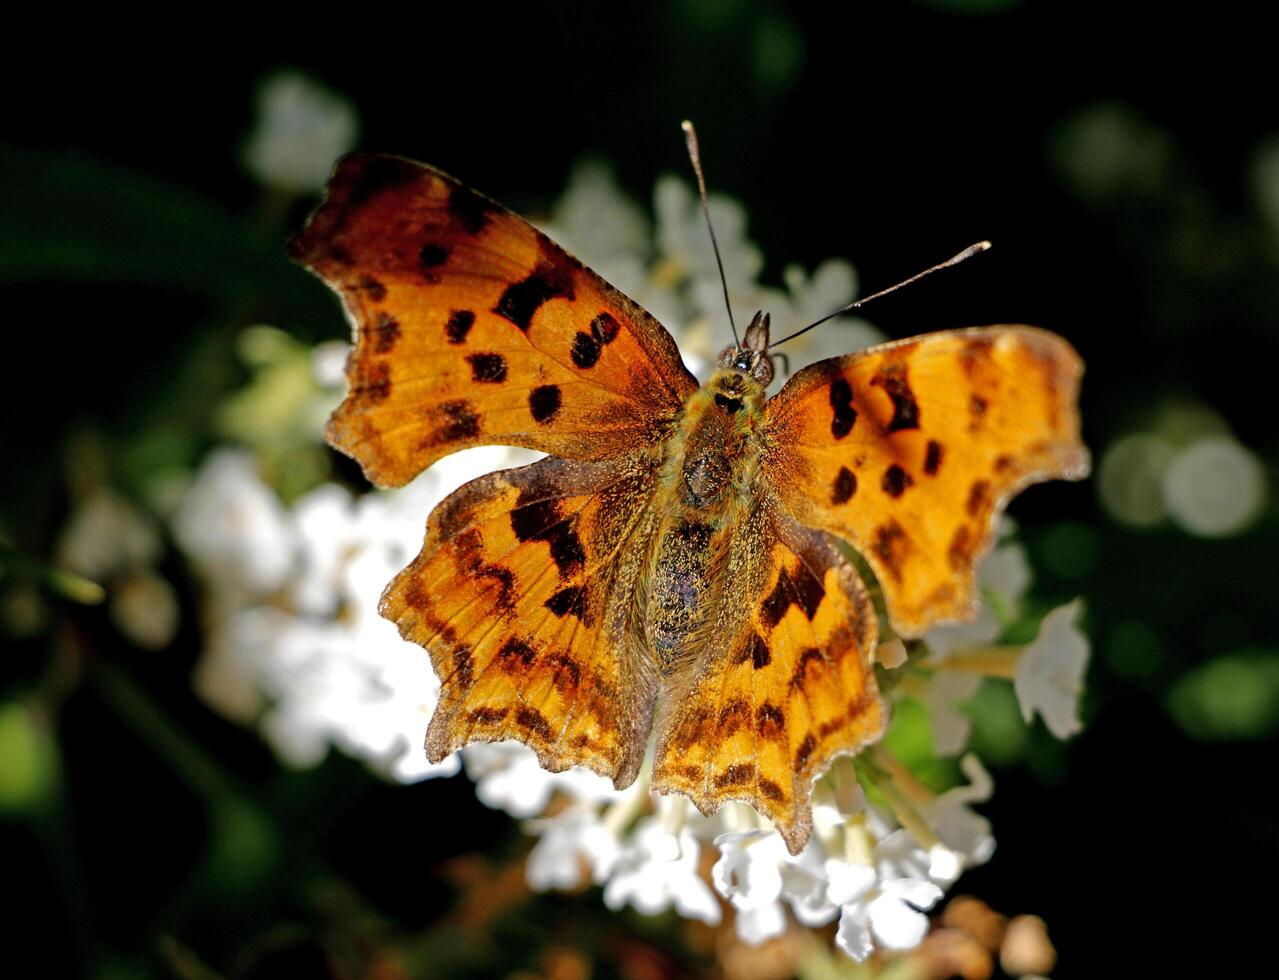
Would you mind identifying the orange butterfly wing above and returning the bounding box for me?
[762,326,1089,637]
[289,154,698,486]
[651,504,884,853]
[381,455,663,786]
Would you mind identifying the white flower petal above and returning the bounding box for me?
[835,904,874,961]
[1015,599,1089,739]
[867,892,933,951]
[736,901,788,945]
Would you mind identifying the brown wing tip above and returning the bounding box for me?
[287,153,431,270]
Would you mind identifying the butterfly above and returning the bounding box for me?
[289,150,1088,854]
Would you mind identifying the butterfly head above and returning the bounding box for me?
[717,310,774,386]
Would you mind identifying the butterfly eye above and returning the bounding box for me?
[717,345,737,369]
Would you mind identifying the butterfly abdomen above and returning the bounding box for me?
[643,373,768,671]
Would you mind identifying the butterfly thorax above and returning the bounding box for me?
[644,368,767,672]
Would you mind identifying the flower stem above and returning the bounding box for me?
[927,646,1021,679]
[861,747,941,852]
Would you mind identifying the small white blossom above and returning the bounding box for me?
[922,671,984,757]
[173,450,294,598]
[462,741,620,818]
[243,71,358,194]
[545,160,651,297]
[526,807,624,891]
[1015,599,1089,739]
[924,755,997,870]
[921,531,1032,755]
[604,817,721,924]
[926,532,1030,661]
[835,874,944,960]
[712,830,790,943]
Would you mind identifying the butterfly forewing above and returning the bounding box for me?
[763,326,1089,637]
[291,154,698,487]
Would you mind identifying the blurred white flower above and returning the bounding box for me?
[926,530,1030,661]
[1015,599,1089,739]
[243,71,358,194]
[173,450,294,598]
[545,159,651,297]
[57,487,180,649]
[57,489,160,582]
[921,671,984,757]
[526,807,624,891]
[835,872,944,960]
[604,815,722,924]
[656,175,763,300]
[922,754,996,869]
[713,830,791,943]
[462,741,619,818]
[1162,435,1266,538]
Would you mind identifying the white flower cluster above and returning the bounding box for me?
[171,160,1092,963]
[175,445,532,780]
[921,525,1090,748]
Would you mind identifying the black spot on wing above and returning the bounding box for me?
[529,384,562,423]
[514,705,553,739]
[498,637,538,667]
[449,183,494,235]
[445,310,475,344]
[872,519,908,581]
[831,466,857,505]
[882,464,913,498]
[493,261,575,332]
[571,331,601,368]
[545,585,589,621]
[830,377,857,438]
[760,565,825,630]
[756,703,785,737]
[924,439,944,475]
[873,364,921,432]
[510,493,586,579]
[419,244,448,278]
[435,400,480,442]
[734,632,772,669]
[791,648,825,689]
[967,479,990,518]
[356,275,386,301]
[467,352,507,383]
[590,312,621,344]
[372,312,400,353]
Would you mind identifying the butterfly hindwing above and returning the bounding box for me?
[291,154,698,487]
[381,454,664,786]
[651,501,884,853]
[763,326,1089,637]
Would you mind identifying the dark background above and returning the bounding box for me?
[3,2,1277,976]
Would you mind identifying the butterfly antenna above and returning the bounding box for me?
[681,120,740,347]
[771,241,992,349]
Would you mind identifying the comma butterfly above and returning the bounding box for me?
[289,135,1088,854]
